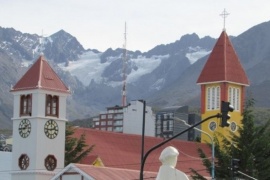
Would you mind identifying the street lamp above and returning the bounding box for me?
[174,117,215,180]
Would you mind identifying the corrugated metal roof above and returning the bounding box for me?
[11,55,70,93]
[76,164,156,180]
[52,163,157,180]
[197,31,249,85]
[75,128,211,177]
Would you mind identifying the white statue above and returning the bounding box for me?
[156,146,189,180]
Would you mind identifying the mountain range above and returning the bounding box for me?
[1,20,270,129]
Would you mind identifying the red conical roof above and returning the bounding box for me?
[197,31,249,85]
[11,55,70,93]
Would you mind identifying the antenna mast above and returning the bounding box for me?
[39,30,46,55]
[122,22,127,107]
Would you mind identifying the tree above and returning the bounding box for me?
[230,98,270,179]
[191,98,270,179]
[65,123,94,166]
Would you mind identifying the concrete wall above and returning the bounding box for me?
[123,100,155,137]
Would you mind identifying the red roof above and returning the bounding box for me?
[75,164,157,179]
[53,163,158,180]
[197,31,249,85]
[75,128,212,177]
[11,55,70,93]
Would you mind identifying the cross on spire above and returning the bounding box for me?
[220,9,229,31]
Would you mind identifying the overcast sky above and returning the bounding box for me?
[0,0,269,52]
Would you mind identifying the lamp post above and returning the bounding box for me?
[174,117,215,180]
[139,113,220,180]
[140,100,146,173]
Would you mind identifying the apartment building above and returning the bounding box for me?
[93,100,155,136]
[155,106,201,141]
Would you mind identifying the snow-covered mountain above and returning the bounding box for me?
[59,34,213,91]
[59,47,210,87]
[2,20,270,129]
[0,26,216,128]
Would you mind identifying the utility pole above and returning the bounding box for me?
[140,100,146,177]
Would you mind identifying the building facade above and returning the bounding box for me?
[92,100,155,136]
[155,106,201,141]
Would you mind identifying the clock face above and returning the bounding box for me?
[19,154,29,170]
[230,122,237,132]
[45,155,57,171]
[44,119,59,139]
[19,119,31,138]
[209,121,217,131]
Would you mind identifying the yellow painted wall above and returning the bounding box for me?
[92,157,104,167]
[201,83,243,144]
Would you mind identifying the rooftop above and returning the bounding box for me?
[11,55,70,93]
[75,128,211,177]
[197,30,249,86]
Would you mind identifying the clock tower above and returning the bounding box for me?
[197,30,249,143]
[10,55,70,180]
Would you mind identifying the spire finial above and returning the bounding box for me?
[220,9,229,31]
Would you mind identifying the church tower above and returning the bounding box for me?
[10,55,70,180]
[197,30,249,143]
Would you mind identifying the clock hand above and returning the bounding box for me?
[19,124,30,129]
[48,126,58,130]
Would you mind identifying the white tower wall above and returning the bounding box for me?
[11,89,68,180]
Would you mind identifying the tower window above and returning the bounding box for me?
[46,95,59,117]
[228,87,240,111]
[20,94,32,116]
[206,86,220,110]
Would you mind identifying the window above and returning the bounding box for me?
[108,114,113,119]
[114,120,123,126]
[206,86,220,110]
[18,154,30,170]
[107,121,113,125]
[107,127,113,131]
[46,95,59,117]
[20,94,32,116]
[211,87,215,109]
[216,86,220,109]
[207,87,211,110]
[168,120,173,131]
[163,120,167,131]
[113,127,123,132]
[116,109,123,113]
[236,89,240,110]
[114,114,123,119]
[44,155,57,171]
[228,87,240,111]
[101,115,106,119]
[101,127,106,131]
[108,110,114,113]
[156,128,161,134]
